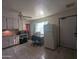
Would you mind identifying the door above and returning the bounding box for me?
[60,16,77,49]
[25,24,30,32]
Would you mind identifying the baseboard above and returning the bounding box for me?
[2,44,20,50]
[44,47,57,51]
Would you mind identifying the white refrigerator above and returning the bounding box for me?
[44,24,57,49]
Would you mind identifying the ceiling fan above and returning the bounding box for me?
[9,8,32,19]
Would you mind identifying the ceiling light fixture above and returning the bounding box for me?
[40,10,44,15]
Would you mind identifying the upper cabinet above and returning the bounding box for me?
[7,17,13,29]
[2,16,19,30]
[13,18,19,29]
[2,16,6,29]
[18,19,23,30]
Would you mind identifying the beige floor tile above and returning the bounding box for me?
[2,41,77,59]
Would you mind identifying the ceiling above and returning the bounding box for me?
[3,0,76,19]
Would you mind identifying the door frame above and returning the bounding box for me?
[59,15,77,47]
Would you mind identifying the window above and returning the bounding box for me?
[35,21,48,37]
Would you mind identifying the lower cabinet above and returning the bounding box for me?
[2,35,19,48]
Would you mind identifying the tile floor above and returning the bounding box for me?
[2,40,77,59]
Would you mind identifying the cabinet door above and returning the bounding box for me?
[9,36,19,45]
[2,37,9,48]
[7,18,13,29]
[8,36,14,46]
[19,19,23,30]
[2,16,6,29]
[13,18,19,29]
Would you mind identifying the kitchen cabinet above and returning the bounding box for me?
[2,36,9,48]
[2,17,19,30]
[2,16,6,29]
[7,17,13,29]
[13,18,19,29]
[19,19,23,30]
[2,35,19,48]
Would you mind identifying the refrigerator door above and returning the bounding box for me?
[44,24,57,49]
[44,24,53,32]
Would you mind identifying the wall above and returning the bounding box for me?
[23,19,30,30]
[30,7,77,46]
